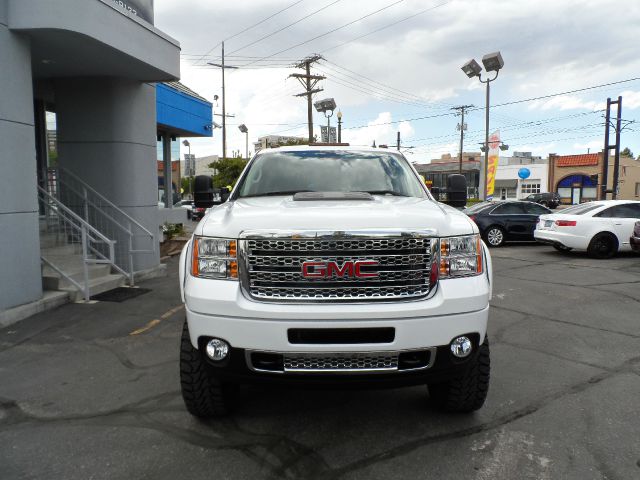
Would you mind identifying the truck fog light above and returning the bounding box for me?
[450,336,472,358]
[206,338,229,361]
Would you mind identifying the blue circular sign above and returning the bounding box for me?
[518,167,531,180]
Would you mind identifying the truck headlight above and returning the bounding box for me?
[439,235,483,278]
[191,237,238,279]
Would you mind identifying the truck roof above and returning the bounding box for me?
[256,145,404,155]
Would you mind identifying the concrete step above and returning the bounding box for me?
[42,263,113,290]
[63,274,126,302]
[40,232,82,249]
[41,243,83,255]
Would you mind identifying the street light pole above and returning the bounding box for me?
[337,110,343,143]
[182,139,192,198]
[238,124,249,159]
[461,52,504,201]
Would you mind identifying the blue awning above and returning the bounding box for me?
[156,82,213,137]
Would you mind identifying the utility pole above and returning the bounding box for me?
[207,42,237,161]
[452,105,474,174]
[602,97,624,199]
[291,55,325,144]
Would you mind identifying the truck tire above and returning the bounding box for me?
[180,320,235,417]
[428,337,490,413]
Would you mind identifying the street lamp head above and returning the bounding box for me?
[481,51,504,73]
[238,124,248,134]
[461,59,482,78]
[182,140,190,147]
[314,98,337,113]
[337,110,342,120]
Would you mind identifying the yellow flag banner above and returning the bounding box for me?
[486,130,500,200]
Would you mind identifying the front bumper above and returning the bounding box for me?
[186,305,489,353]
[196,334,484,387]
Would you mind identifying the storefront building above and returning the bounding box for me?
[548,153,640,204]
[495,153,548,200]
[0,0,181,316]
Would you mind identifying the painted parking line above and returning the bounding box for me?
[129,304,184,336]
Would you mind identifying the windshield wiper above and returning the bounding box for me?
[242,190,315,198]
[362,190,409,197]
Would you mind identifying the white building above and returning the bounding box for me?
[182,155,219,177]
[495,152,548,200]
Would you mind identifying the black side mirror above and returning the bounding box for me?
[443,174,467,208]
[193,175,215,209]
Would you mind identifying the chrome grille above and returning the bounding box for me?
[284,352,398,372]
[240,232,433,302]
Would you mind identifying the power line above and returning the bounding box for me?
[226,0,343,57]
[240,0,406,68]
[321,60,452,109]
[193,0,306,66]
[320,0,451,54]
[345,76,640,129]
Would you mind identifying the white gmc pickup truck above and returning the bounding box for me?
[179,146,492,417]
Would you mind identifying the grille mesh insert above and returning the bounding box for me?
[284,352,398,371]
[242,236,432,302]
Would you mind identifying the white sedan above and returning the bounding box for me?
[534,200,640,258]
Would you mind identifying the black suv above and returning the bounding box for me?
[525,192,560,209]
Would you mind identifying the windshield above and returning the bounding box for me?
[236,150,427,198]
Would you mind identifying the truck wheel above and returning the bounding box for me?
[180,320,235,417]
[428,337,490,413]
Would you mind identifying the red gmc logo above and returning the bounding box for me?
[301,260,379,278]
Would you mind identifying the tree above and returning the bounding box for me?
[181,176,193,196]
[621,147,633,158]
[208,157,248,188]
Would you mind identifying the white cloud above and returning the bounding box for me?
[573,140,602,152]
[620,90,640,109]
[528,95,605,112]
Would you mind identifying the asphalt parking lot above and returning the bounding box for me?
[1,244,639,480]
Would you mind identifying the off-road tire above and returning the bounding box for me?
[484,226,505,247]
[428,338,490,413]
[587,233,618,259]
[180,320,235,417]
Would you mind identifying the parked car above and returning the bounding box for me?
[631,221,640,252]
[525,192,560,209]
[465,200,552,247]
[175,199,194,219]
[535,200,640,258]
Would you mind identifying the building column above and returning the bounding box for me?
[0,6,43,311]
[55,78,160,271]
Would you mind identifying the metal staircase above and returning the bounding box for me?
[38,166,157,301]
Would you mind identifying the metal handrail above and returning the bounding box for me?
[51,166,155,239]
[38,186,115,246]
[39,187,121,301]
[47,167,158,286]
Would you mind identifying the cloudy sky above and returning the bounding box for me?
[154,0,640,163]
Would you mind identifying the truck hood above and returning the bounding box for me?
[196,196,477,238]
